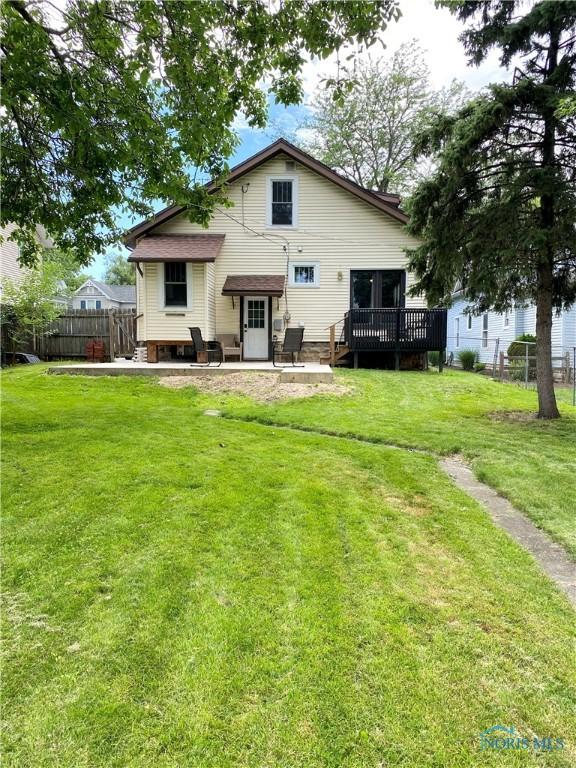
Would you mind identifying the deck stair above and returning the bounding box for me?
[320,318,350,366]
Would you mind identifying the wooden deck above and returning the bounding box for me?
[345,308,447,352]
[326,308,447,368]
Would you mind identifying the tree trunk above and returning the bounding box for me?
[535,260,560,419]
[535,21,560,420]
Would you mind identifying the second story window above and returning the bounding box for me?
[164,262,187,307]
[269,178,297,227]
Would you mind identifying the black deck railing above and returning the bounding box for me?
[345,308,447,352]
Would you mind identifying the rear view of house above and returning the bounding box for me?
[125,139,446,366]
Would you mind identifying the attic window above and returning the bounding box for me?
[268,177,298,227]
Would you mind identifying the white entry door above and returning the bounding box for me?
[243,297,269,359]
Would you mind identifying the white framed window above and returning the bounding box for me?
[160,261,193,309]
[482,313,489,348]
[289,261,320,288]
[467,314,472,330]
[454,317,460,348]
[80,299,101,309]
[267,176,298,228]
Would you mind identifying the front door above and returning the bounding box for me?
[243,297,269,359]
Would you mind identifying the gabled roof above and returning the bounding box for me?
[127,234,224,263]
[124,138,408,246]
[75,280,136,303]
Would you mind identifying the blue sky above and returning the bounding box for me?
[93,0,507,280]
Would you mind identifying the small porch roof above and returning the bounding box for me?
[222,274,285,297]
[127,234,225,263]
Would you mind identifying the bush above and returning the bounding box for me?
[474,362,486,373]
[508,334,536,380]
[507,334,536,358]
[428,351,440,367]
[457,349,477,371]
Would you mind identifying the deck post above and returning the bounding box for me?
[354,352,359,369]
[329,324,335,367]
[394,351,400,371]
[439,349,444,373]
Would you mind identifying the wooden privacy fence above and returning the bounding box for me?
[34,309,138,361]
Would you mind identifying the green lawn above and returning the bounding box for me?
[2,367,575,767]
[192,369,576,557]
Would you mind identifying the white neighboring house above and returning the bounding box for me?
[72,280,136,311]
[447,291,576,365]
[0,222,53,290]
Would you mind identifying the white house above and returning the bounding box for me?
[0,222,52,289]
[72,280,136,311]
[124,139,447,365]
[447,292,576,366]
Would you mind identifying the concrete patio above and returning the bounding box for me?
[48,359,334,383]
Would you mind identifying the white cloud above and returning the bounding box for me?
[299,0,508,100]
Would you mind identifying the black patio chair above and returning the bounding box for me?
[188,327,223,367]
[272,327,305,367]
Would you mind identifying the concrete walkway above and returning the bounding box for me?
[441,457,576,607]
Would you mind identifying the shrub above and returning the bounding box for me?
[428,351,440,367]
[457,349,477,371]
[507,334,536,358]
[508,334,536,380]
[474,362,486,373]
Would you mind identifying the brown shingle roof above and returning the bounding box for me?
[222,274,285,297]
[127,234,225,262]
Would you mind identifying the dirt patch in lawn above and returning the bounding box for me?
[487,410,538,423]
[159,372,353,402]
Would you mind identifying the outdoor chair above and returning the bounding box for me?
[272,327,305,367]
[188,327,223,367]
[216,334,243,362]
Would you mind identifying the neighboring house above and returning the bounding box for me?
[447,291,576,365]
[0,222,52,290]
[72,280,136,311]
[124,139,447,365]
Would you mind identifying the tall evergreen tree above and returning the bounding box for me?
[407,1,576,419]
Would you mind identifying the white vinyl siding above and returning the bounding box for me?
[148,155,421,342]
[447,297,574,365]
[0,223,27,288]
[205,262,216,339]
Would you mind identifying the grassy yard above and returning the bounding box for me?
[2,367,575,767]
[192,369,576,557]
